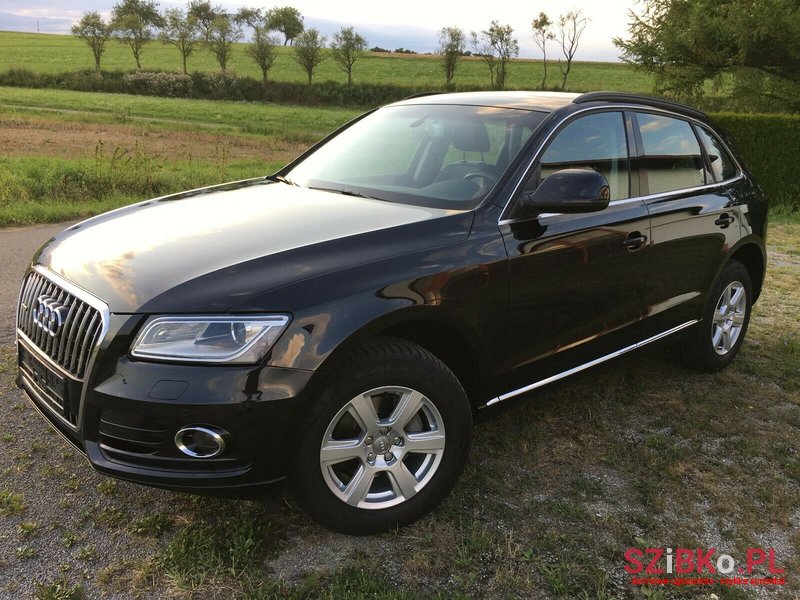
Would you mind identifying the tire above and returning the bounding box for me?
[290,336,472,535]
[681,260,752,372]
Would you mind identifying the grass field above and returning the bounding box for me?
[0,86,359,225]
[0,31,655,92]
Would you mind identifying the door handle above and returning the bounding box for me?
[623,232,648,251]
[715,213,735,229]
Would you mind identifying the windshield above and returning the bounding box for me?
[285,104,548,209]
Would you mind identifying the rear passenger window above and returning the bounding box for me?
[696,126,738,182]
[537,112,629,200]
[637,113,705,194]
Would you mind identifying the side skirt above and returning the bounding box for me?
[484,320,699,407]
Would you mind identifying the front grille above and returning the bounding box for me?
[17,270,105,380]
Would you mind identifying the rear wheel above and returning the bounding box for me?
[290,337,472,534]
[681,260,752,372]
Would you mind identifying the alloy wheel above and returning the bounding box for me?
[711,280,747,355]
[319,386,446,509]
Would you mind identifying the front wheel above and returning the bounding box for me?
[681,260,753,372]
[290,337,472,534]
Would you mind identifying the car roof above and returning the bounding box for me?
[391,90,709,121]
[392,91,581,112]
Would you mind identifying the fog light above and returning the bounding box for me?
[175,426,227,458]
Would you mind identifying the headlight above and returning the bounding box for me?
[130,315,290,364]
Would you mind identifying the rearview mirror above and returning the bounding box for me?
[521,169,610,214]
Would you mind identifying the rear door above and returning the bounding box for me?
[631,111,745,334]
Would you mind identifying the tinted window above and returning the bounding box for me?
[537,111,629,200]
[637,113,705,194]
[697,126,738,182]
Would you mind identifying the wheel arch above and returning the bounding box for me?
[726,238,766,302]
[313,309,486,410]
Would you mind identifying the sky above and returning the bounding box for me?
[0,0,641,61]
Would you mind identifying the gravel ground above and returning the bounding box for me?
[0,222,73,345]
[0,221,181,599]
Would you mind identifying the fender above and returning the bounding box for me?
[705,234,767,303]
[251,221,509,382]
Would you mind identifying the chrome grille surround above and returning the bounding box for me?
[16,266,110,428]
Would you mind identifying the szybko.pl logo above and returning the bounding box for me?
[624,547,785,587]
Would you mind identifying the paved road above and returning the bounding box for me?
[0,221,75,344]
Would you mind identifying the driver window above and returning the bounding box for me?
[527,111,630,201]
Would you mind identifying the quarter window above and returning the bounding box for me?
[536,111,630,201]
[696,126,738,182]
[636,113,705,194]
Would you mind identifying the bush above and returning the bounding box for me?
[122,72,193,97]
[710,112,800,207]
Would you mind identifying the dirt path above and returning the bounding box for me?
[0,113,304,162]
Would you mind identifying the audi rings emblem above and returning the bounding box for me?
[33,295,71,337]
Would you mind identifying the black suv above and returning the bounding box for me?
[16,92,767,534]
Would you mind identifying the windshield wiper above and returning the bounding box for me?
[309,186,386,202]
[265,174,299,186]
[338,188,383,201]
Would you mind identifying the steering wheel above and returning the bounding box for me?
[463,172,498,195]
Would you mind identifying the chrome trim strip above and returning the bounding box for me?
[631,174,745,205]
[498,102,745,224]
[485,319,699,407]
[13,266,30,347]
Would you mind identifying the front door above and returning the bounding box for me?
[496,110,651,393]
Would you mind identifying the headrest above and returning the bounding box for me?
[451,121,490,153]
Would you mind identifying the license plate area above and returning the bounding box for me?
[18,343,77,425]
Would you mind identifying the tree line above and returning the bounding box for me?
[73,0,366,86]
[72,1,590,90]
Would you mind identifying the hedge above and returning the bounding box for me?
[0,67,796,208]
[710,112,800,206]
[0,68,458,108]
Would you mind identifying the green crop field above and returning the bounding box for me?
[0,31,655,92]
[0,86,361,225]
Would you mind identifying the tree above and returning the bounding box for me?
[330,26,368,86]
[614,0,800,110]
[556,9,589,91]
[531,12,554,89]
[159,8,199,74]
[294,28,326,84]
[111,0,164,70]
[207,15,242,73]
[470,21,519,90]
[187,0,224,42]
[266,6,304,45]
[235,8,278,87]
[437,26,465,87]
[72,12,111,72]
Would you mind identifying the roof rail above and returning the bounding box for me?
[572,91,708,120]
[401,91,444,100]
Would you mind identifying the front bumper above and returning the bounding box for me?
[16,317,315,497]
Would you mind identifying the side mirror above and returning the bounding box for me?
[521,169,611,214]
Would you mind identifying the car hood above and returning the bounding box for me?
[34,179,472,313]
